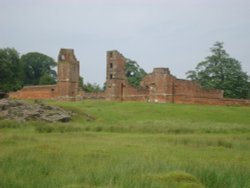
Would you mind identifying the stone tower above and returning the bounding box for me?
[105,50,126,101]
[56,48,79,100]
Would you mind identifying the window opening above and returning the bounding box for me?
[109,52,113,58]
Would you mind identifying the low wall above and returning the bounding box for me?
[122,85,149,102]
[174,79,223,99]
[9,85,56,99]
[8,85,250,106]
[220,98,250,106]
[82,92,106,99]
[174,95,250,106]
[147,94,174,103]
[123,95,148,102]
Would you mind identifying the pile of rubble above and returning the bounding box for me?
[0,99,72,122]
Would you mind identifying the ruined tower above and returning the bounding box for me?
[105,50,126,101]
[56,49,79,100]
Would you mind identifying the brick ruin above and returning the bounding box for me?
[9,49,250,106]
[9,49,80,101]
[106,50,222,102]
[57,49,80,100]
[105,50,250,106]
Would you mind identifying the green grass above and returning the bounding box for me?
[0,100,250,188]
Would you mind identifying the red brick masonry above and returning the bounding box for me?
[9,49,250,106]
[9,85,56,99]
[10,49,79,101]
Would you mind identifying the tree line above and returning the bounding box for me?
[0,48,56,92]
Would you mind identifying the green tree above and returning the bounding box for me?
[21,52,56,86]
[186,42,249,99]
[247,81,250,99]
[0,48,23,92]
[83,82,102,93]
[39,73,56,85]
[125,58,147,88]
[79,76,84,90]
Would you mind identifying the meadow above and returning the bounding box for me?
[0,100,250,188]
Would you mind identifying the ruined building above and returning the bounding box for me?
[57,49,80,100]
[9,49,250,106]
[105,50,224,104]
[9,49,80,101]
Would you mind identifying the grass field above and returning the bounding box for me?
[1,100,250,188]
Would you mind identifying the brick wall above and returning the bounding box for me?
[9,85,56,99]
[122,84,149,102]
[174,96,250,106]
[82,92,106,99]
[105,50,127,101]
[141,68,175,103]
[174,79,223,99]
[57,49,79,98]
[104,51,250,106]
[9,48,80,101]
[8,49,250,106]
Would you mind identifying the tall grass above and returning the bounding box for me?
[1,132,250,188]
[1,100,250,187]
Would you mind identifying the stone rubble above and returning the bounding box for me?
[0,99,72,122]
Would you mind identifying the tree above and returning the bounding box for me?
[79,76,84,90]
[21,52,56,86]
[247,81,250,99]
[79,76,103,92]
[83,82,103,93]
[125,58,147,88]
[0,48,23,92]
[186,42,249,99]
[39,73,56,85]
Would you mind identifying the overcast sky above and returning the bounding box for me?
[1,0,250,85]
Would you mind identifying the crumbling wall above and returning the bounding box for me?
[139,67,224,104]
[8,48,250,106]
[82,92,106,99]
[174,79,223,99]
[9,85,56,99]
[122,84,149,101]
[105,50,149,101]
[105,50,127,101]
[56,48,80,99]
[174,96,250,106]
[9,48,80,101]
[141,68,175,103]
[104,50,238,105]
